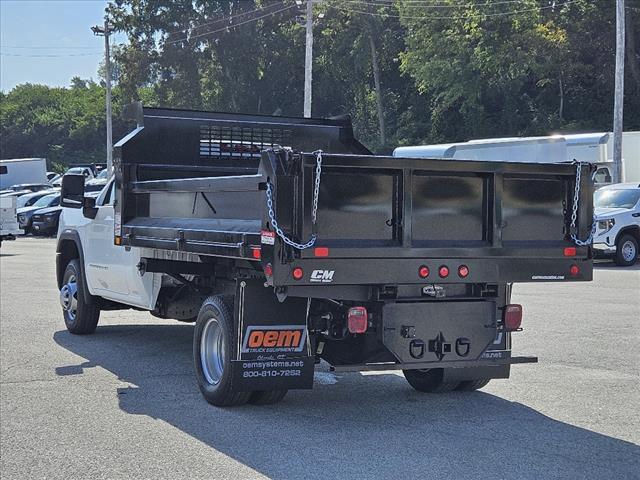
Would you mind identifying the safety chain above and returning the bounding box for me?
[570,161,596,246]
[265,150,323,250]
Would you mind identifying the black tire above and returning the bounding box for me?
[456,378,491,391]
[248,389,288,405]
[403,368,458,393]
[61,259,100,334]
[614,234,639,266]
[193,295,251,407]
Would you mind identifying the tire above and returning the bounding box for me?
[614,234,639,266]
[60,259,100,334]
[248,390,288,405]
[193,295,251,407]
[456,378,491,391]
[403,368,458,393]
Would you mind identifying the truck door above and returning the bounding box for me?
[84,180,158,309]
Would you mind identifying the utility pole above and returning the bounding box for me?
[303,0,313,118]
[613,0,625,182]
[91,21,114,174]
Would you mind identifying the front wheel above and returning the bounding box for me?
[193,295,251,407]
[615,234,639,266]
[60,259,100,334]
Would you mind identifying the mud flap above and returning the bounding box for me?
[230,279,315,391]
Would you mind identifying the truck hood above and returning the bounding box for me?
[33,206,63,216]
[594,206,633,219]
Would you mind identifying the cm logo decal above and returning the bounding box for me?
[241,325,306,353]
[310,269,335,283]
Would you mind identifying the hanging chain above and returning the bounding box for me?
[265,150,323,250]
[570,161,596,246]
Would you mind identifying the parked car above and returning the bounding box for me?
[31,205,63,236]
[593,183,640,266]
[65,167,94,179]
[17,192,61,234]
[46,172,58,181]
[0,190,33,198]
[7,183,51,192]
[16,189,59,209]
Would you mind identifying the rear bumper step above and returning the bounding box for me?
[329,355,538,373]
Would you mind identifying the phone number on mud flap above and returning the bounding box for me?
[243,370,302,378]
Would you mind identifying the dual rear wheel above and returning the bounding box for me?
[403,368,490,393]
[193,295,287,407]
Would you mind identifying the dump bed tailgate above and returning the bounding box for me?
[261,152,593,286]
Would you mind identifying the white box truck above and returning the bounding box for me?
[0,158,48,190]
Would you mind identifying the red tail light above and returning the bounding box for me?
[569,264,580,276]
[418,265,430,278]
[564,247,576,257]
[439,266,449,278]
[458,265,469,278]
[264,263,273,277]
[347,306,368,334]
[251,247,261,259]
[292,267,304,280]
[504,304,522,331]
[314,247,329,257]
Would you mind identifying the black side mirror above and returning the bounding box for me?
[82,196,98,219]
[60,174,85,208]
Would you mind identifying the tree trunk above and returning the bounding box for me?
[368,34,386,146]
[626,7,640,94]
[558,71,564,123]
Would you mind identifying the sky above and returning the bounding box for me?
[0,0,127,92]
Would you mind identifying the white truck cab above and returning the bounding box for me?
[593,183,640,266]
[57,177,160,310]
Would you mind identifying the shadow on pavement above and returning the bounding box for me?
[53,325,639,480]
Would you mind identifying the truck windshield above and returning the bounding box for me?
[595,189,640,209]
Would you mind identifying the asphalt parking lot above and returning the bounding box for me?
[1,237,638,480]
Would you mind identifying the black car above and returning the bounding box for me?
[31,205,63,236]
[17,193,60,234]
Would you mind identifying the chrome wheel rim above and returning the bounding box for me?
[200,317,225,385]
[60,275,78,321]
[621,240,636,262]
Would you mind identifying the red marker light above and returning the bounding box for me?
[504,304,523,331]
[347,306,368,334]
[264,263,273,277]
[314,247,329,257]
[418,265,430,278]
[292,267,304,280]
[564,247,577,257]
[438,266,449,278]
[458,265,469,278]
[569,264,580,276]
[251,247,261,259]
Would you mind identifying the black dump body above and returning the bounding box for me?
[114,107,594,299]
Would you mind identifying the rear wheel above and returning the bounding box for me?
[249,390,288,405]
[615,234,638,266]
[60,259,100,334]
[193,295,251,407]
[456,378,491,391]
[403,368,458,393]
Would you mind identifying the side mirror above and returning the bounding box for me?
[82,196,98,219]
[60,174,85,208]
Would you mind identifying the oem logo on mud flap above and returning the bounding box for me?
[241,325,306,354]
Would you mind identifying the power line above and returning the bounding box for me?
[340,0,535,7]
[0,45,101,50]
[0,52,102,57]
[163,2,289,36]
[164,3,296,45]
[328,0,577,19]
